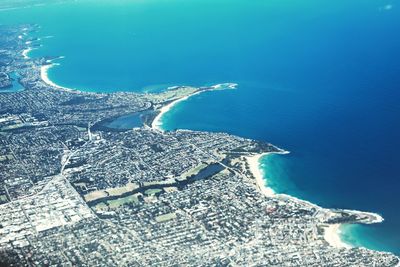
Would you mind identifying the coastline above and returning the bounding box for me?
[151,83,238,131]
[1,12,397,263]
[324,224,351,249]
[150,87,385,252]
[341,209,384,224]
[246,151,354,249]
[246,150,290,198]
[151,91,203,131]
[41,64,60,88]
[245,153,276,197]
[27,31,390,255]
[40,63,75,93]
[21,37,75,93]
[37,56,387,253]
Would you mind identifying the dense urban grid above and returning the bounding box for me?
[0,25,399,266]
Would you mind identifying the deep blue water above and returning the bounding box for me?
[1,0,399,254]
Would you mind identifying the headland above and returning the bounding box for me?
[0,24,398,267]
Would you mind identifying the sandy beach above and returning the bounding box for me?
[245,149,290,198]
[246,151,353,249]
[41,64,60,88]
[40,63,74,92]
[39,63,382,252]
[324,224,351,249]
[246,153,275,197]
[151,83,238,131]
[22,44,71,92]
[151,91,203,131]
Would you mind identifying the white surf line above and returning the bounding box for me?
[151,83,238,131]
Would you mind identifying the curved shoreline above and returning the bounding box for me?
[148,81,385,251]
[151,91,203,131]
[41,64,67,90]
[246,151,290,198]
[245,151,381,249]
[26,31,390,255]
[21,38,73,92]
[40,62,79,93]
[324,224,351,249]
[19,39,77,93]
[246,152,279,197]
[151,83,238,131]
[39,56,385,253]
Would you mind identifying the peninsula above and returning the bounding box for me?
[0,25,399,267]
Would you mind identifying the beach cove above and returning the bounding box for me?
[2,0,399,255]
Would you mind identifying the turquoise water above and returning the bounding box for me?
[1,0,399,254]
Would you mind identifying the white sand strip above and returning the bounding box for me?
[151,91,202,131]
[324,224,351,249]
[151,83,238,131]
[246,153,275,197]
[40,64,74,92]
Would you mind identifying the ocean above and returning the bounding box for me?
[1,0,399,254]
